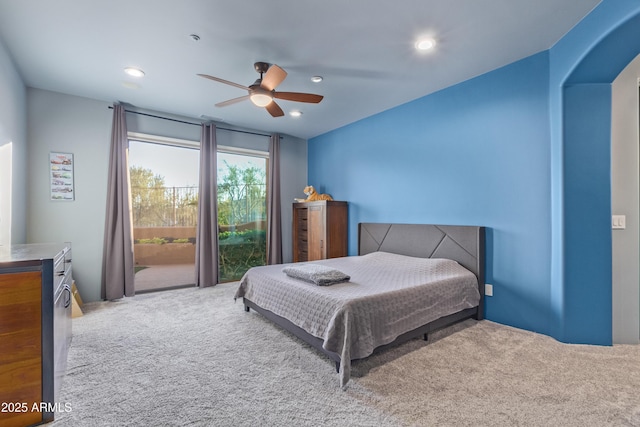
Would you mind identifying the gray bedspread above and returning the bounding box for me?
[234,251,480,387]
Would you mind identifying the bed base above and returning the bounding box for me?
[241,223,485,378]
[243,297,479,373]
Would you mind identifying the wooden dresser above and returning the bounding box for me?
[0,243,72,427]
[293,201,348,262]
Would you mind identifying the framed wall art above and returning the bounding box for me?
[50,152,74,201]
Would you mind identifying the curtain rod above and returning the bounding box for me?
[107,106,274,138]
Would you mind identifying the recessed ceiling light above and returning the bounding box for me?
[415,38,436,51]
[124,67,145,77]
[290,110,303,117]
[311,76,323,83]
[189,34,201,41]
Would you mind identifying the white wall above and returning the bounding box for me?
[26,89,307,302]
[0,38,27,244]
[612,54,640,344]
[27,88,112,302]
[279,134,307,262]
[0,143,12,245]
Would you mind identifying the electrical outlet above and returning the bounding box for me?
[485,284,493,297]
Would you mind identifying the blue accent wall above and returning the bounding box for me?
[309,0,640,344]
[309,52,553,336]
[550,0,640,344]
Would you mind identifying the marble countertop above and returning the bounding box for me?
[0,243,70,265]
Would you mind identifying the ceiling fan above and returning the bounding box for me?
[198,62,323,117]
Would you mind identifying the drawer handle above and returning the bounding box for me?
[63,284,72,308]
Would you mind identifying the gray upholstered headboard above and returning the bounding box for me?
[358,223,485,290]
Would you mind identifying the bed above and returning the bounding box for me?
[235,223,485,388]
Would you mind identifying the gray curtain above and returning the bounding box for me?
[195,123,219,287]
[267,133,283,264]
[101,104,135,300]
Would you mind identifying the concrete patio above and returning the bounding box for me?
[134,263,195,293]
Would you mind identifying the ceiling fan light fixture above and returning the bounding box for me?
[199,63,323,118]
[250,93,273,107]
[124,67,145,77]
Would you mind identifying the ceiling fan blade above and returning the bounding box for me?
[215,95,250,107]
[274,92,324,104]
[265,101,284,117]
[261,65,287,91]
[197,74,249,91]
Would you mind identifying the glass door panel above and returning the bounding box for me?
[129,140,199,292]
[217,151,267,281]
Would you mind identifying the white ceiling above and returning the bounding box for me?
[0,0,600,140]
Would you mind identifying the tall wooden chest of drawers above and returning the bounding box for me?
[293,201,348,262]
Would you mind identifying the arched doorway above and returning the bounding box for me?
[556,6,640,344]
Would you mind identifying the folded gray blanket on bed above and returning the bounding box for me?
[282,264,351,286]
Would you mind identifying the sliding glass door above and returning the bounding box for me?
[128,135,269,289]
[129,138,199,292]
[217,149,268,282]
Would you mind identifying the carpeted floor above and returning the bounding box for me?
[52,283,640,426]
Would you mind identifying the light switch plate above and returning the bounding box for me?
[612,215,626,230]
